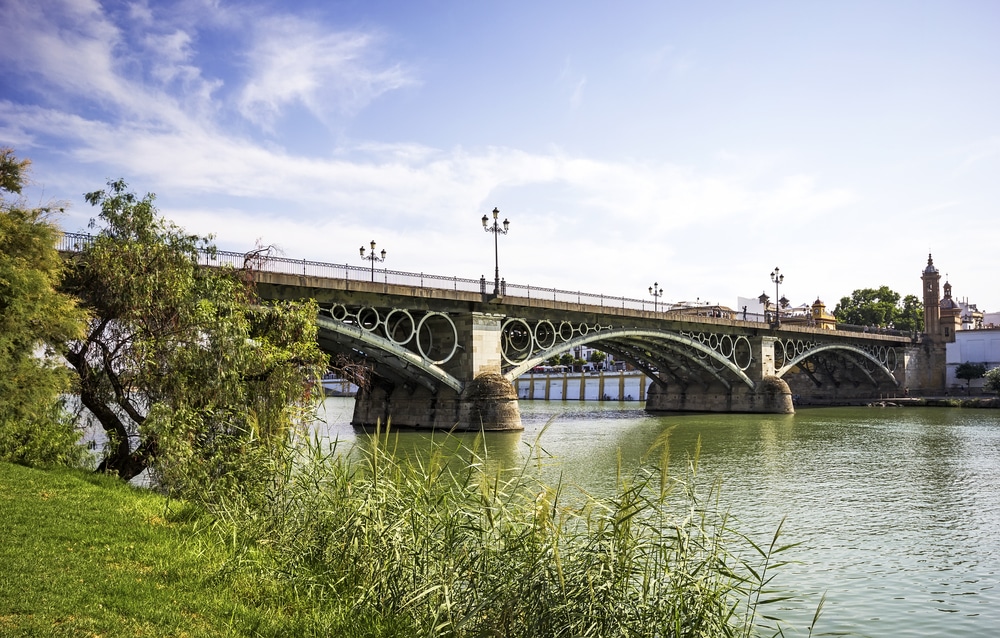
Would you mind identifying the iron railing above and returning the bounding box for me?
[56,231,917,338]
[58,231,706,314]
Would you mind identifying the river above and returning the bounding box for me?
[316,397,1000,637]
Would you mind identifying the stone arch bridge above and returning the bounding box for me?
[253,269,913,432]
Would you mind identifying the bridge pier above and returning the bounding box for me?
[352,378,521,431]
[351,312,523,431]
[644,376,793,414]
[644,334,794,414]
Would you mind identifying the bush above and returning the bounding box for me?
[0,400,91,469]
[985,367,1000,395]
[209,426,814,637]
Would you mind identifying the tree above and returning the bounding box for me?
[955,362,987,394]
[63,179,327,495]
[895,294,924,333]
[985,367,1000,396]
[0,148,89,467]
[833,286,923,331]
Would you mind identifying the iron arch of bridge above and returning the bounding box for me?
[777,342,899,386]
[315,314,464,394]
[503,327,757,390]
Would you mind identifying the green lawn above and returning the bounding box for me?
[0,462,279,637]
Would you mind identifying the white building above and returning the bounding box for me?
[945,328,1000,391]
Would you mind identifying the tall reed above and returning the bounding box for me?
[208,422,811,637]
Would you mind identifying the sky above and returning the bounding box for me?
[2,0,999,313]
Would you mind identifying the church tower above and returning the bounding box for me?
[939,280,962,342]
[921,254,941,338]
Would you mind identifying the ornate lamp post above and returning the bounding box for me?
[770,267,784,327]
[360,239,386,282]
[649,282,664,312]
[482,207,510,296]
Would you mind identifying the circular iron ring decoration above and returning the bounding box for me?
[501,318,535,365]
[774,340,788,368]
[330,303,349,322]
[357,307,381,332]
[732,336,753,371]
[718,334,734,360]
[384,309,415,345]
[558,321,575,342]
[415,312,458,365]
[534,320,557,350]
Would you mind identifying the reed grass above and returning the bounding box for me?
[208,421,814,637]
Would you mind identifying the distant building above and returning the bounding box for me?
[915,253,994,393]
[957,298,984,330]
[946,328,1000,392]
[736,296,767,322]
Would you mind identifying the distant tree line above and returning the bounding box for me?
[833,285,923,333]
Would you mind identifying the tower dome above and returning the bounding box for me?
[923,253,938,275]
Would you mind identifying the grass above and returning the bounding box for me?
[0,426,818,637]
[0,462,283,637]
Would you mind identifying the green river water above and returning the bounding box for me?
[317,397,1000,637]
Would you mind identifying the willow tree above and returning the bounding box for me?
[0,148,88,466]
[64,179,327,495]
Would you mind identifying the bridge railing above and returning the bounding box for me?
[59,231,713,314]
[58,232,914,337]
[835,323,917,339]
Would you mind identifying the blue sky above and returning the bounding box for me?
[2,0,999,313]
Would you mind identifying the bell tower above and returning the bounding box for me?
[921,253,940,338]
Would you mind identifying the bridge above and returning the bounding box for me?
[60,233,917,431]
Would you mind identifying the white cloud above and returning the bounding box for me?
[0,0,123,102]
[238,17,416,131]
[7,1,994,311]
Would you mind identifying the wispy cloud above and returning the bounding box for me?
[0,0,881,305]
[238,17,416,131]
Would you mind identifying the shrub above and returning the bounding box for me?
[985,367,1000,396]
[209,426,813,637]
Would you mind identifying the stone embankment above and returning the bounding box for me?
[864,397,1000,408]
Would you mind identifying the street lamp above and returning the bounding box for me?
[482,207,510,296]
[360,239,386,282]
[649,282,663,312]
[770,267,784,327]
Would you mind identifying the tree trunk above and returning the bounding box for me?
[67,346,154,481]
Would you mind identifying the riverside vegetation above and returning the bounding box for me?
[1,425,821,637]
[1,148,822,636]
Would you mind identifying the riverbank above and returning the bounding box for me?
[794,394,1000,409]
[0,462,277,637]
[913,396,1000,408]
[2,438,807,637]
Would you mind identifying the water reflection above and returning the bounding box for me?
[312,398,1000,637]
